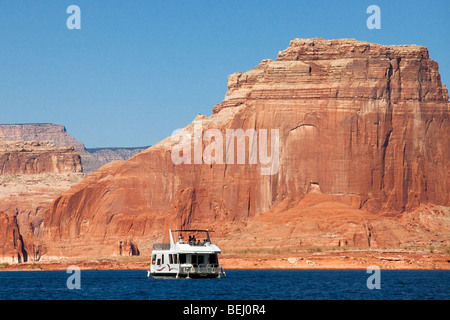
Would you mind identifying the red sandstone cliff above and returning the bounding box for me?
[0,139,82,174]
[35,38,450,258]
[0,139,84,261]
[0,124,147,172]
[0,211,27,263]
[0,124,85,154]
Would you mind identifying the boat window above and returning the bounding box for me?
[198,255,204,265]
[169,254,173,264]
[209,254,217,265]
[157,259,161,265]
[179,254,186,264]
[151,254,156,265]
[161,254,164,265]
[174,254,178,264]
[192,255,198,266]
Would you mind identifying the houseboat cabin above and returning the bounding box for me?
[148,229,225,278]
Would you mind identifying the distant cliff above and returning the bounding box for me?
[0,124,146,262]
[0,138,82,174]
[0,124,84,152]
[84,147,149,172]
[0,124,148,172]
[0,137,83,262]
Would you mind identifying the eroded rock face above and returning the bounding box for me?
[0,124,147,173]
[0,211,27,263]
[38,38,449,258]
[215,38,449,213]
[0,124,85,154]
[0,138,84,262]
[118,239,140,256]
[0,139,82,174]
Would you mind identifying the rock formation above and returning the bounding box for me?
[0,138,84,262]
[0,128,144,262]
[0,124,148,172]
[84,147,149,173]
[10,39,450,259]
[0,211,27,263]
[0,172,84,262]
[0,124,85,152]
[0,139,82,174]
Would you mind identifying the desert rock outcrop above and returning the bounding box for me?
[0,211,27,263]
[27,39,450,258]
[0,138,82,174]
[0,138,84,262]
[0,124,147,172]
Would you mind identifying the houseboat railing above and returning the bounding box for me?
[153,242,214,249]
[152,243,171,250]
[180,264,223,274]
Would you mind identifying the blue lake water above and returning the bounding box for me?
[0,269,448,300]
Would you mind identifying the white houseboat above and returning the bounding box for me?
[148,229,225,278]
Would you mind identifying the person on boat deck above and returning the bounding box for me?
[192,235,196,244]
[188,235,192,243]
[179,234,184,243]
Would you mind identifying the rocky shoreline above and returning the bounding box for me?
[1,248,449,271]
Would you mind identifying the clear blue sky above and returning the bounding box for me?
[1,0,449,147]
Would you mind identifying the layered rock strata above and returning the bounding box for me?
[0,211,27,263]
[0,139,82,174]
[0,138,84,262]
[0,124,147,172]
[25,39,450,258]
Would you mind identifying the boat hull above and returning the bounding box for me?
[150,272,222,279]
